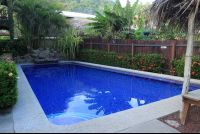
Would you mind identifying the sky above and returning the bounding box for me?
[120,0,155,7]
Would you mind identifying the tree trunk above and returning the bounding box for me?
[8,0,14,41]
[180,10,195,117]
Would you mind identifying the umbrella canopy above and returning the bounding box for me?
[148,0,200,125]
[149,0,200,32]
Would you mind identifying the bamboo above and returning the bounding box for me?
[180,10,196,118]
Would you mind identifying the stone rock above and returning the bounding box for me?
[24,54,31,59]
[38,47,44,51]
[165,120,180,128]
[55,53,61,58]
[46,48,50,53]
[13,57,17,60]
[43,50,50,55]
[38,51,48,59]
[16,56,21,60]
[30,53,39,58]
[49,53,54,58]
[50,49,55,53]
[32,50,40,54]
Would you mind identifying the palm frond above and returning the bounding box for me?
[148,0,200,32]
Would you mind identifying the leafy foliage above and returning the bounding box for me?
[57,27,83,60]
[45,0,115,15]
[170,56,200,79]
[0,40,8,55]
[133,53,166,73]
[149,22,187,41]
[133,2,152,29]
[13,0,70,49]
[0,39,28,57]
[0,55,18,108]
[84,10,128,39]
[84,0,139,39]
[78,49,166,74]
[6,39,29,57]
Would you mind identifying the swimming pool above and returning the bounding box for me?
[21,63,200,126]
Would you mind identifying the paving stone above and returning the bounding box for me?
[0,107,14,133]
[165,120,180,128]
[116,119,180,133]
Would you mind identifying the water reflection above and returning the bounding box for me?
[21,63,199,125]
[84,89,132,115]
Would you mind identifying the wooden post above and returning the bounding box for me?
[132,43,135,63]
[90,42,93,50]
[171,42,176,60]
[180,10,195,118]
[170,42,176,69]
[132,43,135,57]
[108,43,111,53]
[181,101,191,125]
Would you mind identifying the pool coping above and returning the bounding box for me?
[13,61,200,133]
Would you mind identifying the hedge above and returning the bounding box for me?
[170,56,200,79]
[0,55,18,108]
[0,40,8,55]
[78,49,166,74]
[0,38,28,57]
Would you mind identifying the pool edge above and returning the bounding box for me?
[13,61,200,133]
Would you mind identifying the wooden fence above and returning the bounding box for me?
[81,39,200,71]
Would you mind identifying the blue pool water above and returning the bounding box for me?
[22,63,200,126]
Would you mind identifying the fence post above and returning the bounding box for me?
[132,43,135,63]
[171,42,176,69]
[108,43,111,53]
[132,43,135,57]
[90,42,93,50]
[172,42,176,60]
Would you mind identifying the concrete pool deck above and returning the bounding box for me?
[2,61,200,133]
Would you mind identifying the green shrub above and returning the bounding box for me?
[170,56,200,79]
[133,53,166,73]
[78,49,166,74]
[0,55,18,108]
[0,40,8,55]
[0,38,28,57]
[6,39,28,57]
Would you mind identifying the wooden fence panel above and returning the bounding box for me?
[82,39,200,71]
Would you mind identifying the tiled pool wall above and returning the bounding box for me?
[21,61,200,126]
[21,61,200,89]
[13,61,200,133]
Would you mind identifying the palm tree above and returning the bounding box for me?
[84,10,128,39]
[149,0,200,119]
[13,0,69,49]
[113,0,139,32]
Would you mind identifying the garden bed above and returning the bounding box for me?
[159,105,200,133]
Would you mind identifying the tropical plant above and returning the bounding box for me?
[6,38,28,57]
[46,0,115,15]
[57,27,83,60]
[79,49,166,73]
[170,56,200,80]
[13,0,70,49]
[84,10,128,39]
[84,0,139,39]
[133,2,152,29]
[0,55,18,108]
[113,0,139,32]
